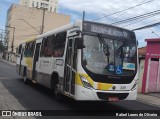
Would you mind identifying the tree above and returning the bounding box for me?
[0,41,5,52]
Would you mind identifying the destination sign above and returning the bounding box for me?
[83,21,134,39]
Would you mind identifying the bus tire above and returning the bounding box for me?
[52,74,63,101]
[53,83,63,101]
[23,68,28,84]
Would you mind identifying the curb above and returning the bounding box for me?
[136,94,160,108]
[0,59,16,66]
[136,99,160,108]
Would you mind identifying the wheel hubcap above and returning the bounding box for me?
[55,84,60,95]
[24,77,26,82]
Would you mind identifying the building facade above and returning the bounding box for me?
[142,38,160,93]
[5,4,70,52]
[19,0,58,13]
[138,47,146,93]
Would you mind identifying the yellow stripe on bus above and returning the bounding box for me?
[97,83,113,90]
[25,57,33,70]
[75,73,83,86]
[75,73,113,91]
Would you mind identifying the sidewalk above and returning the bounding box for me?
[0,82,35,119]
[0,58,16,66]
[0,59,35,119]
[137,93,160,108]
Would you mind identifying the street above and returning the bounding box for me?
[0,60,160,119]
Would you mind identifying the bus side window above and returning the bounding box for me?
[53,32,66,57]
[24,42,35,57]
[40,35,56,57]
[40,37,47,57]
[24,43,28,56]
[17,45,22,56]
[45,35,56,57]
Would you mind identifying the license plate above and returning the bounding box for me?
[108,97,119,102]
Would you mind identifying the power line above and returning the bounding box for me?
[18,19,41,34]
[152,31,160,37]
[121,17,152,27]
[121,16,160,28]
[132,21,160,31]
[14,26,41,31]
[110,9,160,25]
[14,33,39,37]
[107,0,148,23]
[92,0,154,21]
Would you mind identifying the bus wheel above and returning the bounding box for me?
[23,76,28,84]
[53,83,63,101]
[23,70,28,84]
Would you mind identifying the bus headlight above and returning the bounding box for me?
[131,80,138,91]
[79,75,93,89]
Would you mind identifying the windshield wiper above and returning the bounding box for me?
[98,34,110,63]
[115,42,124,56]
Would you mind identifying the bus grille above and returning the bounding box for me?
[97,92,129,100]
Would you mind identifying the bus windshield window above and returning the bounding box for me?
[82,35,137,76]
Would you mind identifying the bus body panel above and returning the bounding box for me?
[16,20,138,101]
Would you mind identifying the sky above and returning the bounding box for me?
[1,0,160,48]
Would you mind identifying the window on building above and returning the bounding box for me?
[50,7,52,12]
[24,42,35,57]
[36,2,39,8]
[54,7,57,12]
[42,0,49,2]
[53,32,66,57]
[25,1,27,7]
[41,3,49,8]
[32,1,34,7]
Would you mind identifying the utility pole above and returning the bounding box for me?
[83,11,85,21]
[5,26,15,52]
[41,8,46,34]
[0,33,2,42]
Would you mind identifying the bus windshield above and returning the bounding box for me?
[82,35,137,76]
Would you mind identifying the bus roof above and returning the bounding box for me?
[19,36,37,45]
[21,20,82,44]
[20,20,135,45]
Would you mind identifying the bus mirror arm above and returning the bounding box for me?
[75,38,85,49]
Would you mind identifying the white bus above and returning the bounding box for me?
[16,20,138,101]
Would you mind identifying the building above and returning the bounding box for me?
[142,38,160,93]
[138,47,146,93]
[5,4,70,52]
[19,0,58,13]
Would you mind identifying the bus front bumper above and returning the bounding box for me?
[75,85,137,101]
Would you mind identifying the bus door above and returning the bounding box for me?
[32,43,41,80]
[64,37,77,96]
[19,46,25,75]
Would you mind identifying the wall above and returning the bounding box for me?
[6,4,70,52]
[142,39,160,93]
[138,59,145,93]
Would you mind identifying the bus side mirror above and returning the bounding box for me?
[69,39,72,48]
[75,38,85,49]
[137,40,139,46]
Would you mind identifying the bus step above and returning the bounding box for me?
[32,80,37,84]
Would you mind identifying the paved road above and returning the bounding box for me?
[0,61,160,119]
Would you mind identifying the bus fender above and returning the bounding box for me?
[51,72,59,89]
